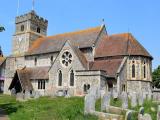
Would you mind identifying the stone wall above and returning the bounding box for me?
[25,52,58,67]
[127,80,151,93]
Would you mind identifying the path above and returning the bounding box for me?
[0,108,9,120]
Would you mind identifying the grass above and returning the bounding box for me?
[0,95,98,120]
[110,98,122,107]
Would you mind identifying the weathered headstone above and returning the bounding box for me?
[112,88,118,99]
[142,92,147,100]
[34,91,40,99]
[147,92,152,100]
[143,113,152,120]
[24,91,30,100]
[131,92,137,108]
[88,86,100,99]
[139,107,144,115]
[157,105,160,120]
[101,92,111,111]
[84,94,96,114]
[16,93,24,101]
[138,92,144,106]
[125,110,132,120]
[121,92,128,109]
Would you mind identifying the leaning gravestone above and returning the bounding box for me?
[16,93,24,101]
[131,92,137,108]
[84,94,96,114]
[112,88,118,99]
[101,92,111,111]
[138,92,144,106]
[24,91,30,100]
[157,105,160,120]
[125,110,132,120]
[121,92,128,109]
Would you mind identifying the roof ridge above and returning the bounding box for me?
[46,26,102,38]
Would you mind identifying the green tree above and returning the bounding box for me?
[152,65,160,88]
[0,26,5,32]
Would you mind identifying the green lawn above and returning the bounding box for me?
[0,95,98,120]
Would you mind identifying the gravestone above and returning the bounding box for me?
[24,91,30,100]
[147,92,152,100]
[143,113,152,120]
[112,88,118,99]
[16,93,24,101]
[101,92,111,111]
[139,107,144,115]
[131,92,137,108]
[125,110,132,120]
[138,92,144,106]
[34,91,40,99]
[89,86,100,99]
[84,94,96,114]
[121,92,128,109]
[157,105,160,120]
[142,92,147,100]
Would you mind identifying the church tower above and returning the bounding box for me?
[12,10,48,55]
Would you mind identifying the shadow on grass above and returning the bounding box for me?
[0,103,23,115]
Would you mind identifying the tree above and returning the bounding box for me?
[152,65,160,88]
[0,26,5,32]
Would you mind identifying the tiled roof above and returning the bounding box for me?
[17,69,33,91]
[90,58,123,77]
[95,33,152,58]
[26,67,49,80]
[27,26,102,55]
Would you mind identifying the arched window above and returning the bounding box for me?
[132,60,135,78]
[37,27,41,33]
[143,61,146,78]
[70,70,74,86]
[34,57,37,66]
[21,25,24,31]
[87,84,90,90]
[58,70,62,86]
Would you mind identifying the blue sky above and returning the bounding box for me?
[0,0,159,69]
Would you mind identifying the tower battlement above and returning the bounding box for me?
[15,10,48,27]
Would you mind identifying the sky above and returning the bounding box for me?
[0,0,159,69]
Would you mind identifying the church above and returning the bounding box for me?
[0,10,153,96]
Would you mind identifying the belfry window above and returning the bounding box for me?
[132,60,135,78]
[70,70,74,86]
[143,61,146,78]
[21,25,24,31]
[37,27,41,33]
[58,70,62,86]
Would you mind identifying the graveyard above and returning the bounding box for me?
[0,92,159,120]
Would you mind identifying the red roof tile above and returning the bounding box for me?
[90,58,123,77]
[95,33,152,59]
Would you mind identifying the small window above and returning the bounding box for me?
[122,84,126,92]
[83,84,90,94]
[37,27,40,33]
[58,70,62,86]
[38,80,46,89]
[143,61,146,78]
[21,25,24,31]
[70,70,74,86]
[50,56,53,64]
[35,57,37,66]
[132,60,135,78]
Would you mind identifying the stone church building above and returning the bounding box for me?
[0,10,153,96]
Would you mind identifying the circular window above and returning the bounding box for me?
[61,51,72,67]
